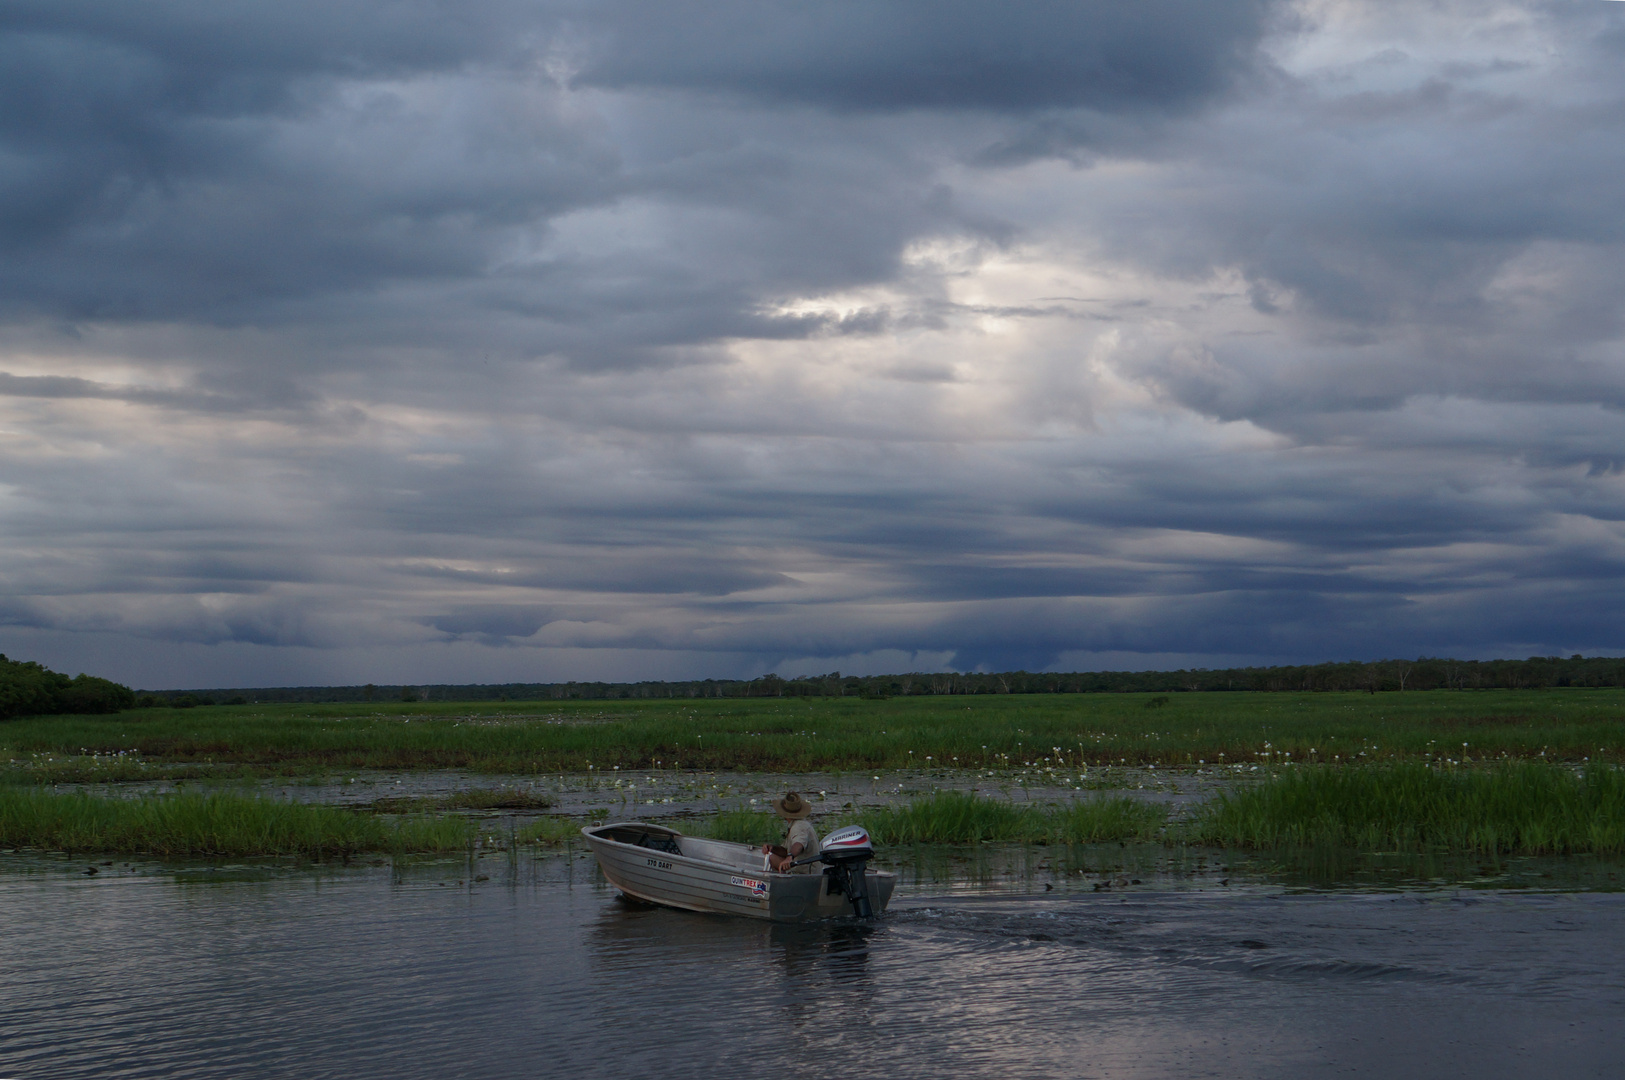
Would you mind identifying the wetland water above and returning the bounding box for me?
[3,853,1622,1079]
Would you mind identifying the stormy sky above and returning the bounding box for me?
[2,1,1623,688]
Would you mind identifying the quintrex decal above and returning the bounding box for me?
[730,876,769,897]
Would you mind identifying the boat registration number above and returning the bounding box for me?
[645,857,673,870]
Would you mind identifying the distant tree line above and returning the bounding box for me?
[158,654,1625,705]
[0,654,135,720]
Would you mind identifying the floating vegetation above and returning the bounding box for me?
[0,790,472,859]
[1193,764,1625,855]
[368,788,553,813]
[0,752,254,785]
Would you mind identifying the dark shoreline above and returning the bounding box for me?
[145,654,1625,704]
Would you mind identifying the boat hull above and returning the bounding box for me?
[583,822,896,921]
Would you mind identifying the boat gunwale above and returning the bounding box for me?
[582,821,896,885]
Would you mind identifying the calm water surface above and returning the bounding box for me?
[3,855,1622,1079]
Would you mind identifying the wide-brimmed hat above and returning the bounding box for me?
[772,791,812,819]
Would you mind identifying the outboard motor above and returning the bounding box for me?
[814,825,876,918]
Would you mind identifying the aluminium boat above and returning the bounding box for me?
[582,820,895,921]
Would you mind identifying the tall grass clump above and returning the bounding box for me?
[841,791,1167,845]
[0,790,472,858]
[861,791,1038,844]
[1193,764,1625,855]
[1048,797,1168,843]
[702,808,787,846]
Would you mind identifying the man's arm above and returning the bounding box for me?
[771,841,805,872]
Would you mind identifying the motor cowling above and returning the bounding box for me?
[817,825,876,918]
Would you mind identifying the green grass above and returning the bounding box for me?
[0,789,473,858]
[1193,764,1625,855]
[1,689,1621,775]
[1048,797,1173,843]
[853,791,1168,844]
[702,808,789,846]
[852,791,1040,844]
[9,764,1622,862]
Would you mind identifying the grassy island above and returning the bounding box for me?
[0,789,472,859]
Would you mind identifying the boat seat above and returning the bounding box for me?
[634,832,682,856]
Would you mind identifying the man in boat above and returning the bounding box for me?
[761,791,821,873]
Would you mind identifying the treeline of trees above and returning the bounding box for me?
[161,654,1625,705]
[0,655,136,720]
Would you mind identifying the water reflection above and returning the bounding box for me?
[770,921,874,983]
[586,899,875,988]
[2,853,1624,1079]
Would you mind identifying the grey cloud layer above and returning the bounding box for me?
[0,0,1276,333]
[568,0,1274,112]
[1,1,1623,685]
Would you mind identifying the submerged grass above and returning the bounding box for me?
[516,816,586,845]
[1194,764,1625,855]
[0,789,472,858]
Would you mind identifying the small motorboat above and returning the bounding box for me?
[583,821,896,921]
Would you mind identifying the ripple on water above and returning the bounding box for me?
[0,867,1623,1079]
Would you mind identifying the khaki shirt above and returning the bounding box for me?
[785,819,820,873]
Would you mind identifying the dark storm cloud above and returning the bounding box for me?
[0,0,623,325]
[423,607,552,643]
[0,1,532,234]
[405,555,792,596]
[3,1,1625,686]
[0,0,1281,341]
[569,0,1276,113]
